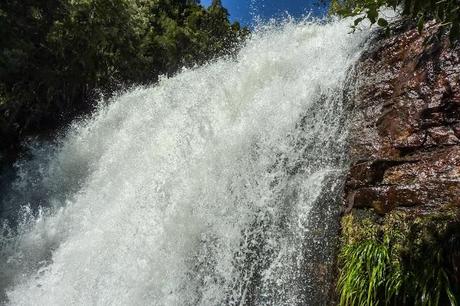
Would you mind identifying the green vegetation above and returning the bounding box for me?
[0,0,248,154]
[338,209,460,306]
[330,0,460,40]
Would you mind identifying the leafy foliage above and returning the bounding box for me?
[330,0,460,40]
[0,0,248,154]
[338,211,460,306]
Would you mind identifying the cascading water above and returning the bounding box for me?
[0,18,371,305]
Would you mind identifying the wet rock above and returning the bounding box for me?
[345,21,460,215]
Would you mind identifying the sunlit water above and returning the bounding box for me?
[0,18,371,305]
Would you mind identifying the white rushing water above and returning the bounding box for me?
[0,18,370,305]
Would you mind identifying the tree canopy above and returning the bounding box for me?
[0,0,249,155]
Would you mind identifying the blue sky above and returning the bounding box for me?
[201,0,329,25]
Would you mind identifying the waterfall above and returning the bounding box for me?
[0,18,370,305]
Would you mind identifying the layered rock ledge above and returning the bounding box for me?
[346,21,460,215]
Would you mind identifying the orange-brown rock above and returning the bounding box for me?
[345,21,460,215]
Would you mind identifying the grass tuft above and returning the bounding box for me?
[337,210,460,306]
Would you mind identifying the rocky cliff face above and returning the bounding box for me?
[336,22,460,305]
[345,21,460,215]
